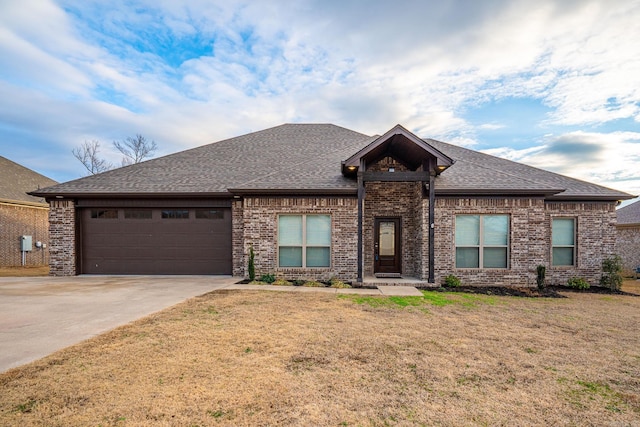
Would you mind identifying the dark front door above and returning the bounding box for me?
[374,217,401,274]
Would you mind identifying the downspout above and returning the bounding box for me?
[428,169,435,283]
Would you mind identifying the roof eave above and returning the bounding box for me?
[32,191,234,201]
[435,188,565,197]
[228,188,357,196]
[0,198,49,208]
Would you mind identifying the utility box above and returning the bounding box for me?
[21,235,33,252]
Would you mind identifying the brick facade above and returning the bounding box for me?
[45,190,619,287]
[233,196,358,281]
[616,225,640,276]
[434,198,617,287]
[0,202,50,267]
[48,199,76,276]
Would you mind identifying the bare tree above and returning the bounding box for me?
[113,134,158,166]
[72,140,113,175]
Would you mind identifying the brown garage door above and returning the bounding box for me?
[80,207,232,275]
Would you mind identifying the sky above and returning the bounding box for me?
[1,0,639,204]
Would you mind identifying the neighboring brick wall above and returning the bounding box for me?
[48,199,76,276]
[433,198,618,287]
[616,225,640,276]
[0,202,50,267]
[236,196,358,281]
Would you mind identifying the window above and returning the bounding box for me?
[278,215,331,268]
[552,218,575,266]
[91,209,118,219]
[124,209,152,219]
[161,210,189,219]
[195,209,224,219]
[455,215,509,268]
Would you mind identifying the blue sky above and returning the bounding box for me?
[1,0,639,204]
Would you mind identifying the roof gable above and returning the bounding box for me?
[342,124,454,175]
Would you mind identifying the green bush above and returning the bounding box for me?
[536,265,546,289]
[567,277,590,290]
[443,274,461,288]
[600,255,623,291]
[259,273,276,284]
[248,245,255,281]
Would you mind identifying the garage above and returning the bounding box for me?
[78,202,232,275]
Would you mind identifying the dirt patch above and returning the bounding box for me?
[0,289,639,426]
[0,266,49,277]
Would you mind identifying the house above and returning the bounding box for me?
[31,124,634,286]
[0,156,57,267]
[616,199,640,276]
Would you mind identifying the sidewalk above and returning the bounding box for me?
[224,283,424,296]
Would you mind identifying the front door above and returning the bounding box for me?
[374,217,401,274]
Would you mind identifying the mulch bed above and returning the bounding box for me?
[428,285,639,298]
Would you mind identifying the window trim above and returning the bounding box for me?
[551,217,576,267]
[455,214,510,269]
[277,214,331,268]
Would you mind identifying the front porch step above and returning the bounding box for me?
[362,276,438,288]
[374,273,402,278]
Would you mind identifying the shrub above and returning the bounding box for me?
[536,265,546,289]
[443,274,461,288]
[567,277,590,290]
[303,280,325,287]
[259,273,276,284]
[329,278,351,289]
[272,279,292,286]
[600,255,623,291]
[292,279,305,286]
[248,246,255,281]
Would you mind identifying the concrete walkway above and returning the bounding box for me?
[0,276,422,373]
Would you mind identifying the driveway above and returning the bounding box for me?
[0,275,236,373]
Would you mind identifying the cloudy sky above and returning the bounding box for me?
[1,0,639,202]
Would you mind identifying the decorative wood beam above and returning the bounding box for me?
[361,171,430,182]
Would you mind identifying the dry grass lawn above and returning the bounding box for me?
[0,283,639,426]
[0,266,49,277]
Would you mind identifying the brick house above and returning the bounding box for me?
[616,200,640,276]
[31,124,633,286]
[0,156,57,267]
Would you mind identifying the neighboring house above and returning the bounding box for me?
[31,124,634,286]
[616,199,640,276]
[0,156,57,267]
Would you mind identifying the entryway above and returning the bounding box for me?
[374,217,401,276]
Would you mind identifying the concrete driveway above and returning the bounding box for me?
[0,275,236,373]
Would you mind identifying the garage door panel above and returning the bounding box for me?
[81,207,232,275]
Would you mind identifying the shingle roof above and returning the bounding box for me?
[617,200,640,225]
[31,123,633,201]
[0,156,57,206]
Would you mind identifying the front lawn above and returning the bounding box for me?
[1,286,639,426]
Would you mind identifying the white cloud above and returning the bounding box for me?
[483,131,640,196]
[1,0,640,186]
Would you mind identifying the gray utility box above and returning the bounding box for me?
[21,235,33,252]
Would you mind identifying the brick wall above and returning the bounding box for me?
[0,202,50,267]
[234,196,358,281]
[433,198,618,287]
[48,199,76,276]
[616,225,640,276]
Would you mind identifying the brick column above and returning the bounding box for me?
[49,199,76,276]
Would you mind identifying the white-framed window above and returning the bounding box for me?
[455,214,509,268]
[278,214,331,268]
[552,218,575,266]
